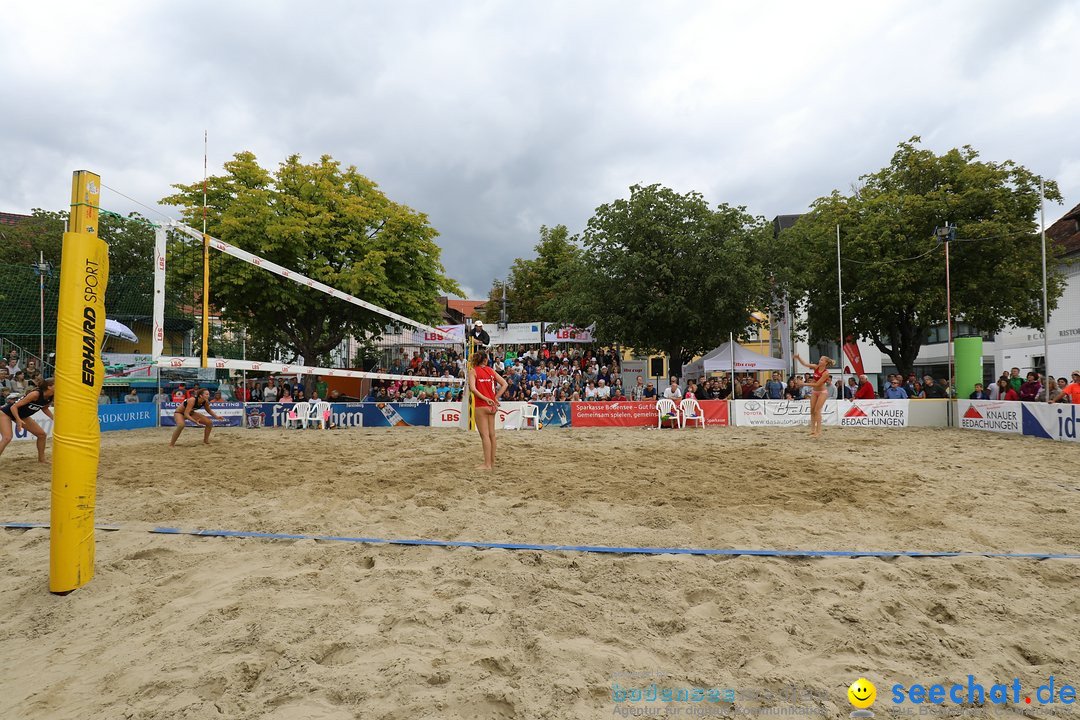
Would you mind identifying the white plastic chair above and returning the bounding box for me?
[656,398,679,428]
[679,398,704,428]
[286,402,311,429]
[310,401,331,429]
[518,403,540,430]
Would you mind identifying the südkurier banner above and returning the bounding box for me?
[13,402,158,442]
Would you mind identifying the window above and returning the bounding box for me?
[924,323,994,344]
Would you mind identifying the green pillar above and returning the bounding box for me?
[954,336,983,399]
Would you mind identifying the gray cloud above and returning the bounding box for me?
[2,0,1077,298]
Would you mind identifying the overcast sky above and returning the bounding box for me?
[3,1,1078,297]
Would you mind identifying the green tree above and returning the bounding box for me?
[546,184,771,376]
[783,137,1065,376]
[479,224,580,324]
[0,208,157,349]
[161,151,461,368]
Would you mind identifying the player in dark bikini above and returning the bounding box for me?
[169,388,224,446]
[0,377,55,462]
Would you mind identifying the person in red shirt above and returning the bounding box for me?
[467,350,508,471]
[997,378,1020,401]
[170,383,189,402]
[854,374,876,399]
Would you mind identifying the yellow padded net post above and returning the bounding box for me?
[49,170,109,594]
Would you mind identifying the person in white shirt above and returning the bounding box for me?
[663,380,683,401]
[595,379,611,400]
[584,381,598,400]
[124,389,140,404]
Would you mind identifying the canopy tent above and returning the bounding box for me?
[682,341,786,377]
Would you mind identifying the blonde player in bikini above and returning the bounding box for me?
[794,353,835,438]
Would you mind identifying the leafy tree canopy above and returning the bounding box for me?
[478,224,580,324]
[782,137,1064,376]
[545,183,771,376]
[161,151,461,366]
[0,208,157,342]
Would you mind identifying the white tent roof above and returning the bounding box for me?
[683,341,787,376]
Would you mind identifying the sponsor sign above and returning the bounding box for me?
[13,402,155,442]
[534,401,571,428]
[360,402,430,427]
[1020,402,1080,443]
[543,324,595,344]
[430,401,570,428]
[840,399,908,427]
[243,402,365,428]
[956,400,1021,434]
[573,401,657,427]
[160,401,245,427]
[571,400,729,427]
[99,403,157,431]
[733,399,842,427]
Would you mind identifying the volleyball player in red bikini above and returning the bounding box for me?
[794,353,836,438]
[467,350,508,470]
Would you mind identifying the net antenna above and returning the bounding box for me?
[152,220,465,383]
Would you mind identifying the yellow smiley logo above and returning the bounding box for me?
[848,678,876,709]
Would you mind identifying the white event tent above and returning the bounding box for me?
[682,340,786,377]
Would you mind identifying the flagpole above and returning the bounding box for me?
[1041,177,1050,401]
[729,332,736,397]
[836,224,843,424]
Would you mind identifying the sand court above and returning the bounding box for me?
[3,425,1080,719]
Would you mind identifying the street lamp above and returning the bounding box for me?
[935,224,956,407]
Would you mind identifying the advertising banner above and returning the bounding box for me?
[840,399,908,427]
[571,400,730,427]
[572,401,658,427]
[1020,402,1080,443]
[699,400,730,427]
[160,401,245,427]
[733,399,841,427]
[430,401,570,428]
[99,403,157,432]
[533,401,571,428]
[956,400,1022,434]
[430,401,528,429]
[360,402,431,427]
[410,324,466,346]
[243,402,367,428]
[13,403,155,438]
[544,325,595,344]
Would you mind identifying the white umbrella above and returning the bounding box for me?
[104,318,138,343]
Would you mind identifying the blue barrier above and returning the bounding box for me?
[99,403,157,432]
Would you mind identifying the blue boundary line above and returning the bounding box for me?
[5,522,1080,559]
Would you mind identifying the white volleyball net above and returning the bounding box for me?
[151,221,468,395]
